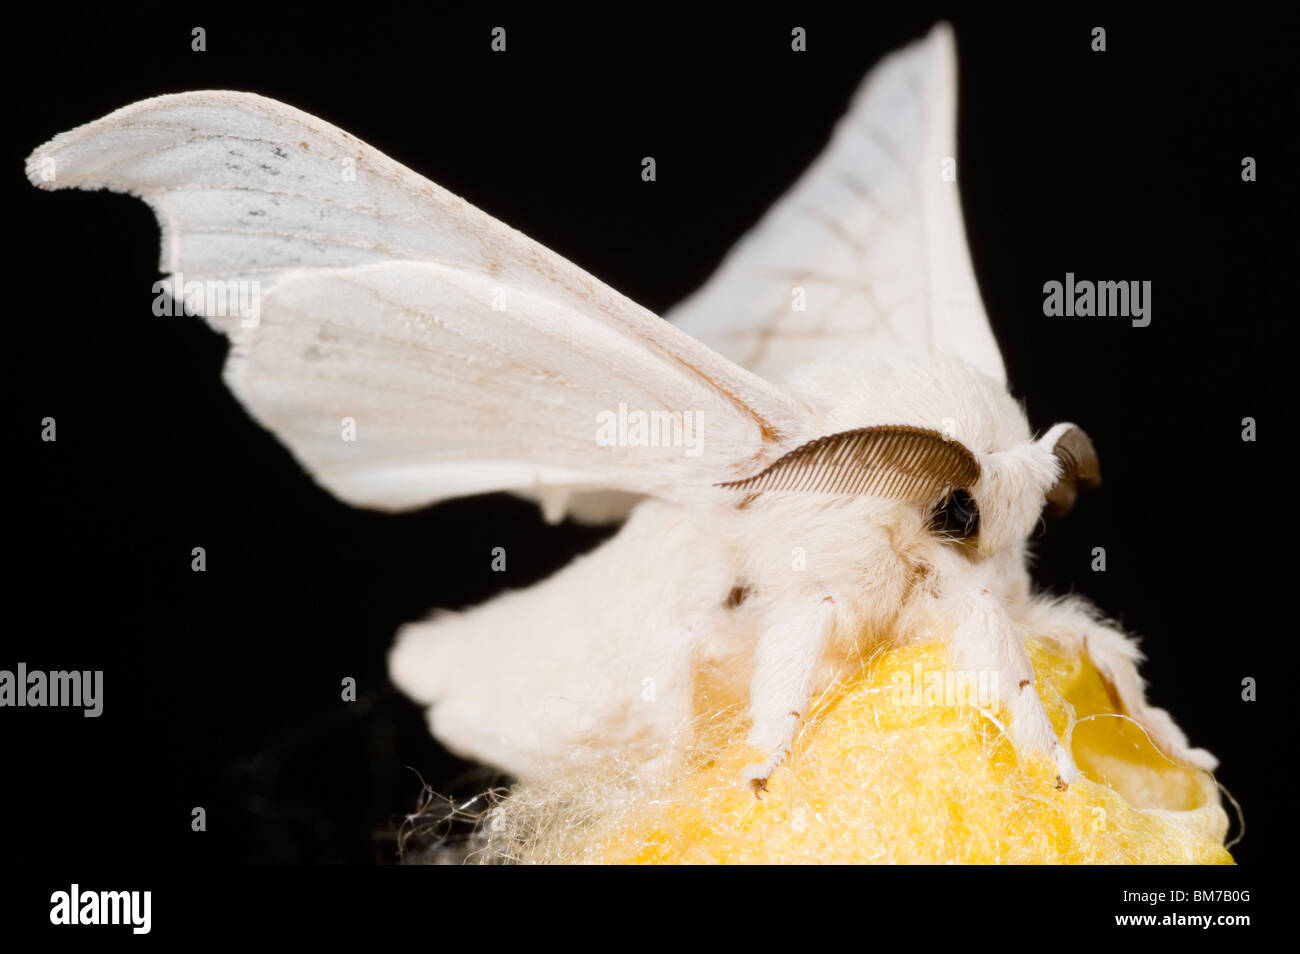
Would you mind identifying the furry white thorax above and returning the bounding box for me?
[776,350,1058,550]
[674,351,1058,688]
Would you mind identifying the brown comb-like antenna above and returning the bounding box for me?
[717,425,980,501]
[1044,425,1101,517]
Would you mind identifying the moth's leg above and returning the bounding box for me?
[741,596,837,794]
[949,588,1079,788]
[1016,596,1218,771]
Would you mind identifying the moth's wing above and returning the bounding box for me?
[666,23,1005,384]
[217,261,809,508]
[27,91,806,511]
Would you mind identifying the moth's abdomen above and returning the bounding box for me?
[389,500,732,780]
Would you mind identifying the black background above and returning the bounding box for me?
[4,8,1295,868]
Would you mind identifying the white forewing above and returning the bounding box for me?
[667,24,1005,385]
[223,260,802,508]
[27,91,807,510]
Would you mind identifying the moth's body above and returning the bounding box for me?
[393,350,1211,787]
[29,24,1217,796]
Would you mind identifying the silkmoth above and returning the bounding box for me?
[28,23,1215,793]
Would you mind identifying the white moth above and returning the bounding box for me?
[28,24,1215,793]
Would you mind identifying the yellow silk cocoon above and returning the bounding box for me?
[487,640,1230,864]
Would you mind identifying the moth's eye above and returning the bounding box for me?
[929,490,980,542]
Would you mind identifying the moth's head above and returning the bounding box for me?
[723,355,1101,557]
[966,422,1101,555]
